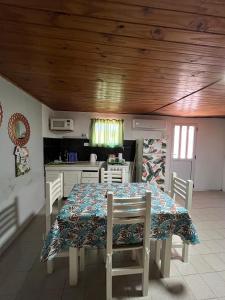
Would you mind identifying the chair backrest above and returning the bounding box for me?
[45,173,63,233]
[0,198,18,251]
[171,172,193,211]
[101,167,125,183]
[107,191,151,252]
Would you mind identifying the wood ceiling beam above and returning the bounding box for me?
[1,0,225,35]
[106,0,225,18]
[2,30,225,69]
[1,4,225,48]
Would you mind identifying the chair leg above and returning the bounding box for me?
[69,247,78,286]
[47,260,54,274]
[103,249,106,263]
[182,243,189,263]
[131,249,136,261]
[161,236,172,278]
[106,254,112,300]
[79,248,85,271]
[142,248,150,297]
[155,240,162,266]
[58,197,62,210]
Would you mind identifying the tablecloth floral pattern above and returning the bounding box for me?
[41,183,199,261]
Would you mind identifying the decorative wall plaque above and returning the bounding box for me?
[14,146,31,177]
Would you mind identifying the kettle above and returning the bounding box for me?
[90,153,97,163]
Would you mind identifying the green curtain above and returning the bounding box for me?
[90,118,124,147]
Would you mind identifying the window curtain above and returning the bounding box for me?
[90,118,124,147]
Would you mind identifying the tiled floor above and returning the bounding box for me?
[0,191,225,299]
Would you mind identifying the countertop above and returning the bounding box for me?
[45,161,103,168]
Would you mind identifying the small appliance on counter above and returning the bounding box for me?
[108,153,125,165]
[90,153,97,163]
[68,152,78,162]
[107,161,133,182]
[118,153,123,160]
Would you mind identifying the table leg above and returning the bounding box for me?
[154,240,162,267]
[161,236,172,278]
[69,247,78,286]
[79,248,85,271]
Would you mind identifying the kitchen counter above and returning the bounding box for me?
[46,161,102,169]
[45,161,103,197]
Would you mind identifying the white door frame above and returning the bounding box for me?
[169,122,198,188]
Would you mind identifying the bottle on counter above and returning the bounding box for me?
[63,150,68,162]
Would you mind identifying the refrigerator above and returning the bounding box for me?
[135,138,167,191]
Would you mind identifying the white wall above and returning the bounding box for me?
[223,162,225,192]
[0,77,44,249]
[42,104,56,138]
[42,108,225,192]
[42,109,166,140]
[222,124,225,192]
[194,119,225,191]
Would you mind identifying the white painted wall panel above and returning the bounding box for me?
[0,77,44,250]
[42,110,225,192]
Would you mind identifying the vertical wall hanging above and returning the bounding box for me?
[8,113,31,177]
[0,102,3,128]
[142,138,167,191]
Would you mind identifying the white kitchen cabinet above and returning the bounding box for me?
[46,170,61,180]
[64,171,81,197]
[81,171,99,183]
[45,162,102,197]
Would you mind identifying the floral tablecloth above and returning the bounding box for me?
[41,183,199,261]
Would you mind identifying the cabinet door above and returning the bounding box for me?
[63,171,81,197]
[46,171,61,181]
[81,177,99,183]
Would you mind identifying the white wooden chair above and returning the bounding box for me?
[155,172,193,274]
[106,191,151,300]
[101,167,126,183]
[45,173,84,285]
[170,172,193,262]
[45,173,65,274]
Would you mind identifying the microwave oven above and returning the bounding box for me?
[50,118,74,131]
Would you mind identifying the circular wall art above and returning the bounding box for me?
[0,102,3,128]
[8,113,30,147]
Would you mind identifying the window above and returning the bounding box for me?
[90,118,124,147]
[173,125,195,159]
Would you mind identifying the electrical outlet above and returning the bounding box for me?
[84,142,89,146]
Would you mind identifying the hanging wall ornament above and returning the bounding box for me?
[14,146,31,177]
[8,113,30,147]
[8,113,31,177]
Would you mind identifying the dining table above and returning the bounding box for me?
[41,182,199,285]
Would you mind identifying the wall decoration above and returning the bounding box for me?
[142,139,167,191]
[14,146,31,177]
[0,102,3,128]
[8,113,30,147]
[8,113,31,177]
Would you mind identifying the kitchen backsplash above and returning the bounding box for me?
[43,138,136,164]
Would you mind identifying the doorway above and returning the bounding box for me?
[171,124,197,183]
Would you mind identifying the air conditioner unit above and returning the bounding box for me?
[50,118,74,131]
[132,119,166,131]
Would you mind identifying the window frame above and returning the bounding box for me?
[172,123,197,161]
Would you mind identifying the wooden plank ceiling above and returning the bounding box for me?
[0,0,225,117]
